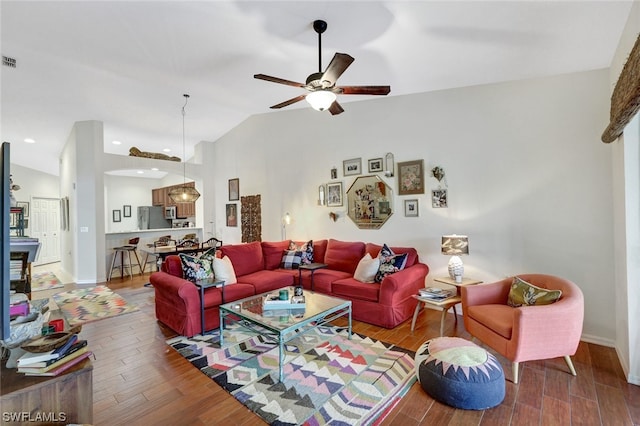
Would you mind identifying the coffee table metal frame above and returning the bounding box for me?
[219,287,352,382]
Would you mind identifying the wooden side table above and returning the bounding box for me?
[298,263,327,291]
[411,276,482,336]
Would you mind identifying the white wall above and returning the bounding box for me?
[608,0,640,385]
[211,69,615,344]
[8,163,60,233]
[104,174,157,233]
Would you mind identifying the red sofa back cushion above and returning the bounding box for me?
[261,241,291,270]
[220,241,264,276]
[312,239,328,263]
[324,239,365,274]
[365,243,419,267]
[161,255,183,278]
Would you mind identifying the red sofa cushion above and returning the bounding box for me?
[261,241,291,270]
[312,239,328,263]
[221,241,264,277]
[162,255,184,277]
[332,278,380,302]
[365,243,419,267]
[324,239,365,274]
[238,270,293,294]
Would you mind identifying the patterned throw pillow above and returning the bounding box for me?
[375,244,408,283]
[507,276,562,307]
[289,240,314,265]
[281,250,303,269]
[179,253,214,282]
[354,253,381,283]
[200,247,218,263]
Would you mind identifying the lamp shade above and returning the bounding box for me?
[441,235,469,256]
[306,90,336,111]
[168,185,201,203]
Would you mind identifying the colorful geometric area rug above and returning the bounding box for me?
[52,285,138,327]
[31,271,64,292]
[167,326,416,425]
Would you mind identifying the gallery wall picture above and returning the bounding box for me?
[123,205,131,217]
[327,182,343,207]
[404,199,419,217]
[343,158,362,176]
[432,189,448,208]
[113,209,122,222]
[368,158,383,173]
[228,178,239,201]
[16,201,29,218]
[226,203,238,227]
[398,159,425,195]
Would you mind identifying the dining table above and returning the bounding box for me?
[139,244,210,272]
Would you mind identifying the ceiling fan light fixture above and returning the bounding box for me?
[306,90,336,111]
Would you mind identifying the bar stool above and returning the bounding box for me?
[108,237,142,280]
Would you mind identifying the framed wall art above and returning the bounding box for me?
[16,201,29,218]
[404,199,419,217]
[226,203,238,227]
[398,159,425,195]
[113,209,121,222]
[330,167,337,180]
[343,158,362,176]
[432,189,448,208]
[368,158,383,173]
[228,178,239,201]
[123,205,131,217]
[327,182,343,207]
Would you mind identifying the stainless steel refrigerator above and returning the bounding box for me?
[138,206,171,229]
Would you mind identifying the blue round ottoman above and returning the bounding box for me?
[415,337,505,410]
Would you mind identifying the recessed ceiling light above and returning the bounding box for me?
[23,138,35,144]
[137,170,144,174]
[112,140,122,145]
[162,148,171,152]
[151,168,159,171]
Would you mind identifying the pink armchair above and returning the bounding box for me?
[461,274,584,384]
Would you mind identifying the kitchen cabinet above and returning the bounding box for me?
[152,182,196,218]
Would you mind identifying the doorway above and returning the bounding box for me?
[30,197,61,265]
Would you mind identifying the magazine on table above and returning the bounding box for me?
[418,287,455,300]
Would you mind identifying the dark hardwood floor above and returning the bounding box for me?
[32,271,639,425]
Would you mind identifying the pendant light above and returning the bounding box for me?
[168,94,200,203]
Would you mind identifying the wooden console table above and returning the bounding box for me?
[0,358,93,424]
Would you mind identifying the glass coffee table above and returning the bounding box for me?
[219,287,352,382]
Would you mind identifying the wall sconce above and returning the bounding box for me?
[384,152,394,177]
[318,184,326,206]
[282,212,291,240]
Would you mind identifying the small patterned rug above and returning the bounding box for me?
[168,326,416,425]
[31,271,64,292]
[52,285,138,326]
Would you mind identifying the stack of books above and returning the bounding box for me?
[17,334,92,377]
[262,293,306,310]
[418,287,455,301]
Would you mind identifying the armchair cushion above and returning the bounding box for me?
[507,276,562,307]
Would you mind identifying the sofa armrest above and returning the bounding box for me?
[378,263,429,305]
[461,279,511,307]
[150,271,201,315]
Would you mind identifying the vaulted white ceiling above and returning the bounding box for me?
[1,1,634,176]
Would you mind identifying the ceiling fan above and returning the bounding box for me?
[254,19,391,115]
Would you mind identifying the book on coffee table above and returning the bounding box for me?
[262,293,306,310]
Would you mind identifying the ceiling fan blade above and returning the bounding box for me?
[321,53,354,87]
[270,95,307,109]
[254,74,305,88]
[328,101,344,116]
[337,85,391,95]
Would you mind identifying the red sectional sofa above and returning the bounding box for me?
[150,238,429,337]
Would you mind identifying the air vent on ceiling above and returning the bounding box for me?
[2,56,17,68]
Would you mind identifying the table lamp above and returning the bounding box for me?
[441,235,469,281]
